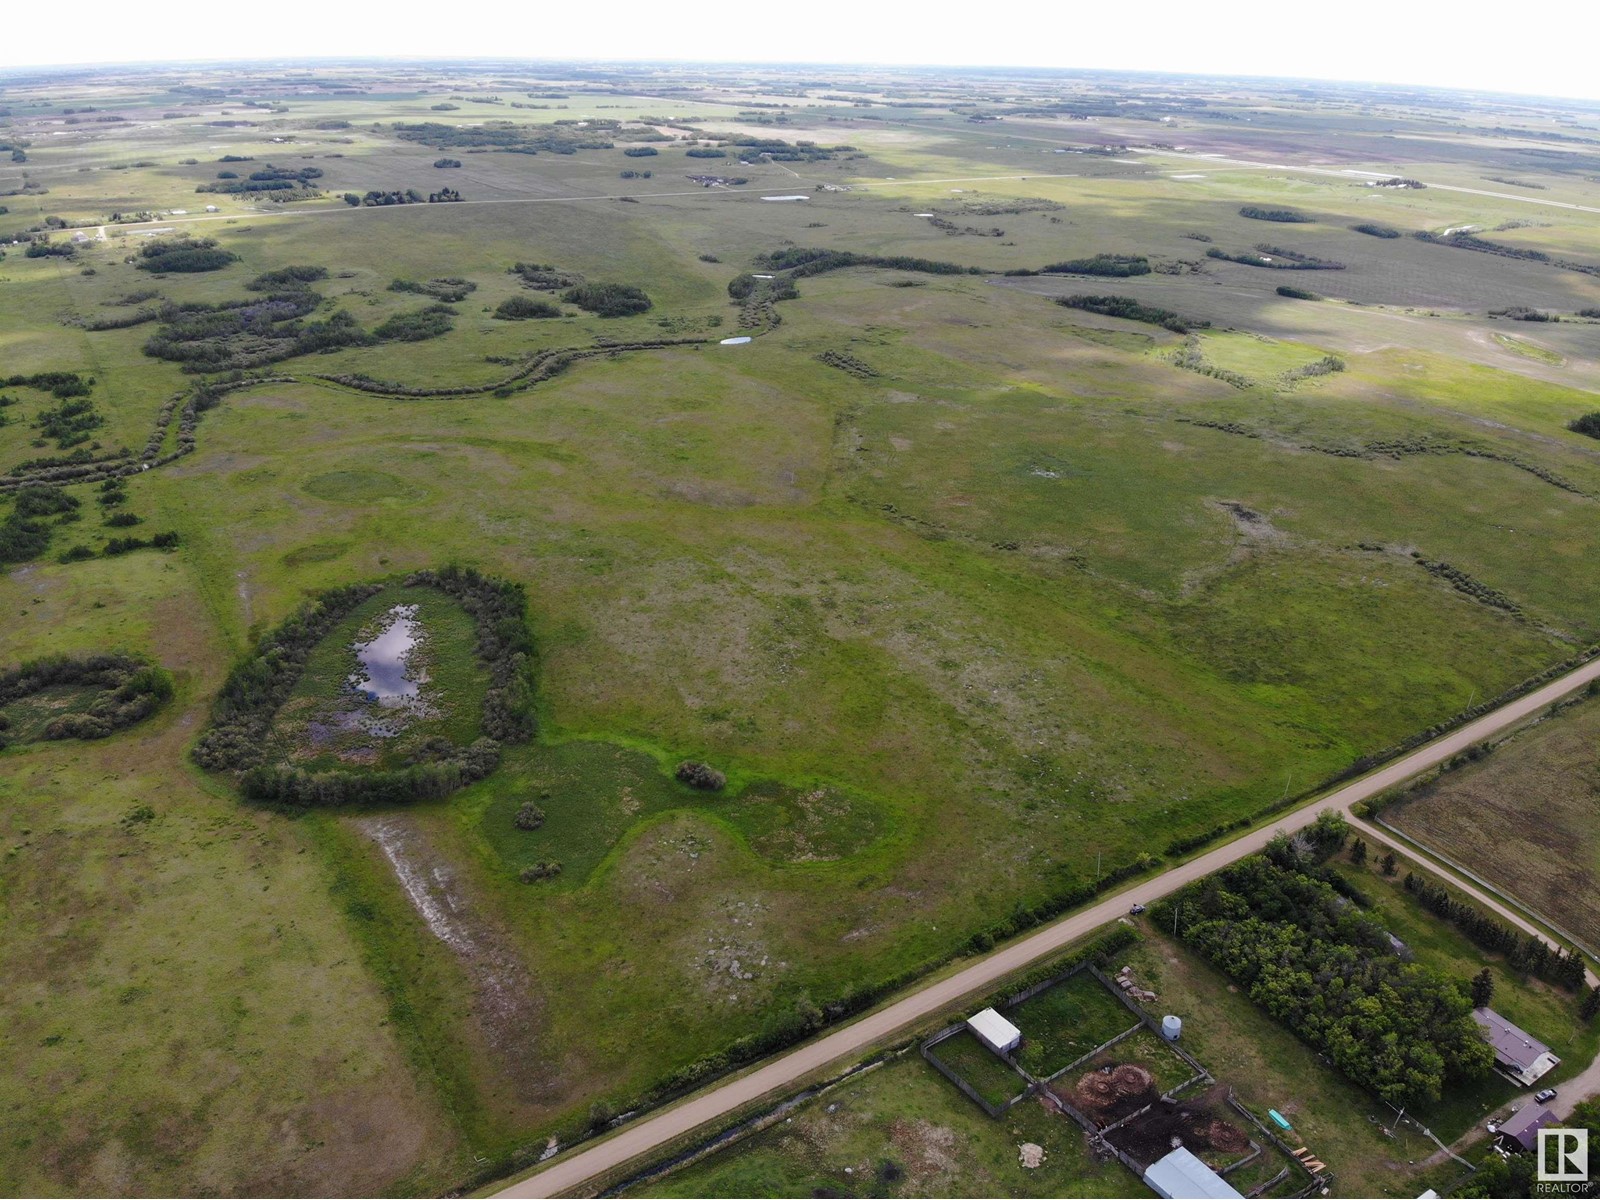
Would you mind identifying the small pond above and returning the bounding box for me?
[349,604,425,704]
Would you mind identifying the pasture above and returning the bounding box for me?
[3,59,1600,1195]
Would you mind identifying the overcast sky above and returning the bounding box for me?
[4,0,1597,104]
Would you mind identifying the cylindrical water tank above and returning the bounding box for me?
[1161,1014,1182,1041]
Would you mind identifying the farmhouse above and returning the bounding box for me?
[1495,1104,1560,1153]
[1143,1145,1245,1199]
[1473,1008,1561,1086]
[966,1007,1021,1055]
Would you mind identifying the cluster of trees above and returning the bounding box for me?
[415,566,536,744]
[0,486,78,565]
[1206,245,1347,270]
[135,236,237,274]
[198,164,322,195]
[246,265,327,291]
[433,158,462,168]
[34,396,103,449]
[1240,206,1312,222]
[1351,222,1403,238]
[563,282,651,317]
[24,240,77,259]
[1158,848,1495,1107]
[1416,230,1600,277]
[203,567,537,805]
[1276,284,1319,299]
[685,147,727,158]
[1403,874,1589,990]
[1027,253,1151,277]
[101,530,179,556]
[623,146,658,157]
[0,652,173,747]
[389,277,476,302]
[3,371,93,399]
[1055,294,1207,333]
[618,169,653,179]
[510,262,583,291]
[754,247,986,280]
[1281,354,1346,381]
[393,120,613,156]
[494,295,562,320]
[427,188,463,203]
[342,189,425,207]
[143,293,369,372]
[194,582,387,772]
[1489,306,1558,322]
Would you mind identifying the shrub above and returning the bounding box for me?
[623,146,659,157]
[1569,412,1600,439]
[433,158,462,168]
[246,265,327,291]
[563,282,652,317]
[373,305,455,342]
[494,295,562,320]
[0,652,173,747]
[1276,284,1318,300]
[514,801,546,830]
[676,761,726,791]
[520,861,563,882]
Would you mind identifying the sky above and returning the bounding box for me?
[4,0,1599,104]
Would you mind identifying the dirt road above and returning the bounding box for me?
[496,656,1600,1198]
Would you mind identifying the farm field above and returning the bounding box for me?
[3,59,1600,1197]
[1385,691,1600,951]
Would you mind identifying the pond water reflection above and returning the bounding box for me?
[350,604,424,704]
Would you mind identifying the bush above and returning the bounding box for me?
[563,282,652,317]
[372,305,455,342]
[433,158,462,168]
[1276,284,1318,300]
[1569,412,1600,440]
[246,265,327,291]
[0,652,173,747]
[494,295,562,320]
[675,761,726,791]
[623,146,658,157]
[514,801,546,830]
[520,861,563,882]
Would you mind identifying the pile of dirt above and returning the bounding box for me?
[1105,1085,1255,1170]
[1055,1061,1158,1128]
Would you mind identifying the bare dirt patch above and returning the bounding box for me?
[1104,1083,1254,1170]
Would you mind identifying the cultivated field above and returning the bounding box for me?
[4,60,1600,1195]
[1386,691,1600,951]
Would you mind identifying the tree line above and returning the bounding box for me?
[1403,873,1589,990]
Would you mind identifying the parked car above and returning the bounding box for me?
[1535,1088,1558,1105]
[1130,904,1147,915]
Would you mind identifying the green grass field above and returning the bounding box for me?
[5,60,1600,1196]
[1010,971,1140,1080]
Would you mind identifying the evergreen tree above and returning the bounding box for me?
[1471,967,1495,1008]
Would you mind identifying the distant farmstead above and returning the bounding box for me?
[1473,1007,1561,1086]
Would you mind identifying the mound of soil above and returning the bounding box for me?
[1105,1085,1255,1170]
